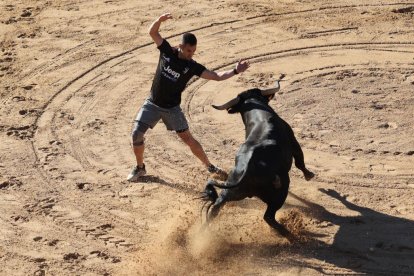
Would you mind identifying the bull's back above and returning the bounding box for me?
[231,110,294,194]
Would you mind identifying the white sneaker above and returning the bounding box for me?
[127,164,146,182]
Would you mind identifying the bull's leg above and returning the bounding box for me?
[264,204,290,237]
[261,174,291,237]
[289,129,315,181]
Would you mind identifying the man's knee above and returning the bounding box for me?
[131,121,150,146]
[177,129,191,143]
[181,136,194,146]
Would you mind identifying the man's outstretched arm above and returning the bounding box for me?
[148,13,173,47]
[200,60,250,81]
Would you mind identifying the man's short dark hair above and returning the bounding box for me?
[182,32,197,46]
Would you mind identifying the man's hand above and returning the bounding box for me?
[149,13,173,46]
[235,59,250,74]
[158,13,173,22]
[200,59,251,81]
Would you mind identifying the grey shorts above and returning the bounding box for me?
[134,99,189,132]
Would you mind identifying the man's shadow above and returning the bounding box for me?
[135,175,198,196]
[287,189,414,275]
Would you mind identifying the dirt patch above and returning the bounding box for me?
[1,0,413,275]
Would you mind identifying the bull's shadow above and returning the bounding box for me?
[207,190,414,275]
[286,189,414,275]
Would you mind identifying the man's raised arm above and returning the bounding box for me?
[148,13,173,47]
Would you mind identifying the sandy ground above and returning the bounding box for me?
[1,0,414,275]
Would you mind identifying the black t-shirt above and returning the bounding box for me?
[149,39,206,108]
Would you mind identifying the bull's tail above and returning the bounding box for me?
[199,180,240,225]
[209,181,240,189]
[200,183,219,202]
[199,180,240,203]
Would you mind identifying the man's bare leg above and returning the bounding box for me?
[177,130,228,180]
[177,130,210,166]
[127,138,146,181]
[133,144,144,167]
[127,143,146,181]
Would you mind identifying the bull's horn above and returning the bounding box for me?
[212,97,240,110]
[261,80,281,96]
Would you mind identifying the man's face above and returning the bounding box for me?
[179,43,197,60]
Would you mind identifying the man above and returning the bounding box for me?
[127,13,250,182]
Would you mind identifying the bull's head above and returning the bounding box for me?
[212,81,280,113]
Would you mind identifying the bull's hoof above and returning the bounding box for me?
[274,224,290,237]
[272,222,290,237]
[304,170,315,181]
[264,217,291,237]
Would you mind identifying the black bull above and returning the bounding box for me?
[201,86,314,236]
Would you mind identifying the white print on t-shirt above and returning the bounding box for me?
[163,65,181,79]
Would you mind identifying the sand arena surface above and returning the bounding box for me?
[1,1,414,275]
